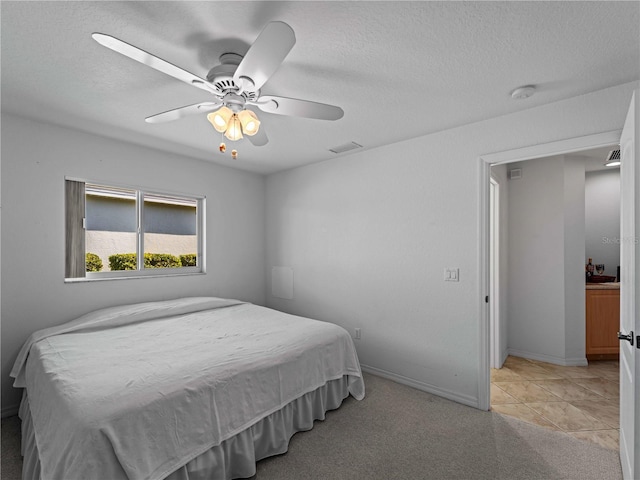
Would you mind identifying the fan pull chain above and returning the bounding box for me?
[218,132,238,159]
[219,131,226,153]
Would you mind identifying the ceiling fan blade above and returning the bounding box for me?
[246,126,269,147]
[145,102,222,124]
[254,95,344,120]
[233,22,295,91]
[92,33,213,93]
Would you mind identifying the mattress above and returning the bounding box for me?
[11,297,364,480]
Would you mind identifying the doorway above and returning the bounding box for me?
[482,132,619,448]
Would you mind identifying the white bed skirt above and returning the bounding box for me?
[19,375,351,480]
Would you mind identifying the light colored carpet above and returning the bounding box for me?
[1,411,22,480]
[1,373,622,480]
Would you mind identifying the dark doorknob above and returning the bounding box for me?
[618,331,634,345]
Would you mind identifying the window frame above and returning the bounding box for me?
[65,177,206,282]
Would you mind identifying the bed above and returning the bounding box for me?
[10,297,365,480]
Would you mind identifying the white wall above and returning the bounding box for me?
[585,169,621,277]
[265,81,638,406]
[505,155,586,365]
[1,113,266,414]
[507,156,567,362]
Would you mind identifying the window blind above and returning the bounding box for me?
[65,180,86,278]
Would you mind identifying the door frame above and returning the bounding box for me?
[477,130,621,411]
[489,176,501,369]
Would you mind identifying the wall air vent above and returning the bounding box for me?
[508,168,522,180]
[328,142,363,154]
[604,149,621,167]
[606,149,620,161]
[607,149,620,161]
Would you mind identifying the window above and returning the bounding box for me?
[65,179,205,280]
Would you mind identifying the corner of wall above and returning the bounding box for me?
[563,156,587,361]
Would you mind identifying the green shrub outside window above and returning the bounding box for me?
[179,254,197,267]
[108,253,196,270]
[86,253,103,272]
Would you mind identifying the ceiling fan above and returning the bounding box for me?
[92,21,344,150]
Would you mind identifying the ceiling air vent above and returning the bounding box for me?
[328,142,363,154]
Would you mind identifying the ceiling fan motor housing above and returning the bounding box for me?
[222,93,247,112]
[206,54,259,101]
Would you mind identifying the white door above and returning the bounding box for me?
[619,90,639,480]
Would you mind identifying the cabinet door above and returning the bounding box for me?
[586,290,620,355]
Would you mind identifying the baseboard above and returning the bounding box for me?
[507,348,588,367]
[586,353,619,361]
[1,403,20,418]
[360,364,479,409]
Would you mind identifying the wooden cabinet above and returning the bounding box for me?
[586,288,620,359]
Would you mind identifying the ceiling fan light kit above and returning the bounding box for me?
[208,106,233,133]
[92,21,344,160]
[237,110,260,135]
[225,115,244,141]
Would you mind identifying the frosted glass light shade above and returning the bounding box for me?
[224,115,243,141]
[237,109,260,136]
[207,106,233,133]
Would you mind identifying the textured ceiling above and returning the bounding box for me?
[2,1,639,175]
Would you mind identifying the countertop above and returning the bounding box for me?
[586,283,620,290]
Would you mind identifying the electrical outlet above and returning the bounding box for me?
[354,328,361,340]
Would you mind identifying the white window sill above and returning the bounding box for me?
[65,270,205,283]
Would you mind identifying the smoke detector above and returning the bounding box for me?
[510,85,536,100]
[328,141,363,154]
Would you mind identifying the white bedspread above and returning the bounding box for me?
[11,297,364,480]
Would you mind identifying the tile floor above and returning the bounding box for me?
[491,355,619,450]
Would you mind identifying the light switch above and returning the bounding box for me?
[444,268,459,282]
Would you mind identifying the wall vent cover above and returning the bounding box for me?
[328,142,363,154]
[606,149,620,162]
[508,168,522,180]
